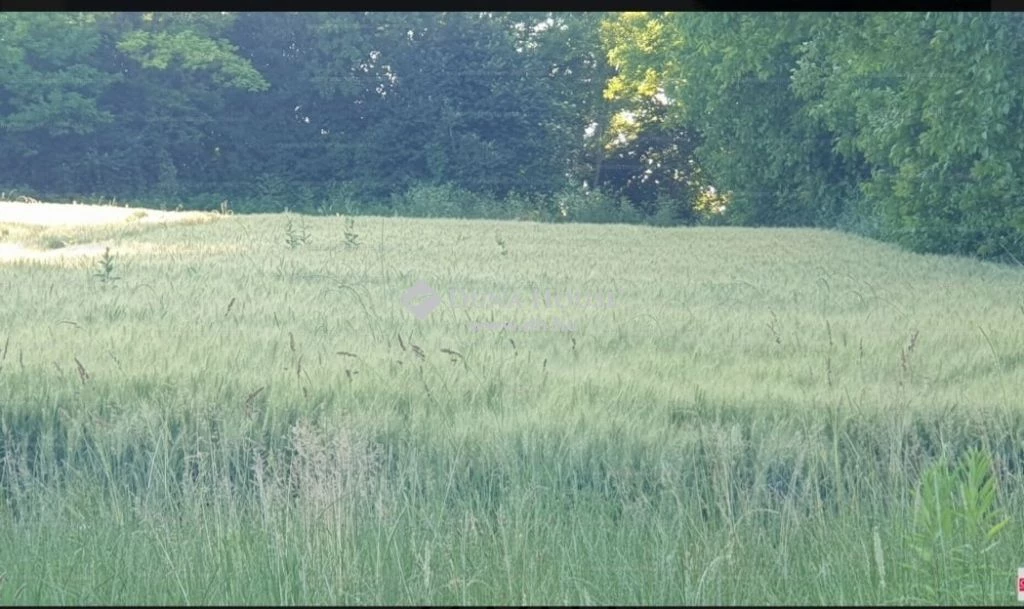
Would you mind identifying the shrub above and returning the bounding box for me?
[392,183,486,219]
[556,188,640,225]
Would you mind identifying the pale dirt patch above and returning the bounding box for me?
[0,201,214,227]
[0,201,220,263]
[0,242,110,263]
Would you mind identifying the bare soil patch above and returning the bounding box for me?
[0,201,212,227]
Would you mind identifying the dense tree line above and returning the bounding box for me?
[1,12,1021,260]
[603,12,1024,259]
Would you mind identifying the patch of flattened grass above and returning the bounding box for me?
[42,235,68,250]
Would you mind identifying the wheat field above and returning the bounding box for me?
[0,204,1022,604]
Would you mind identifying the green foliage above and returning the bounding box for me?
[611,13,866,227]
[555,188,641,224]
[116,30,269,92]
[597,99,703,219]
[494,230,509,256]
[42,236,67,249]
[93,246,119,285]
[342,216,360,249]
[392,183,471,219]
[0,13,121,136]
[791,12,1024,260]
[503,191,552,222]
[598,14,705,222]
[323,181,365,216]
[649,194,695,227]
[251,175,292,213]
[602,12,1024,258]
[283,215,311,248]
[908,447,1011,602]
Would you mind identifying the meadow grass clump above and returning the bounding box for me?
[0,208,1022,604]
[93,247,118,284]
[342,216,360,249]
[283,214,312,249]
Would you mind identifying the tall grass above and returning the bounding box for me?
[0,210,1021,604]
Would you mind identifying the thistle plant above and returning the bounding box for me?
[94,247,119,285]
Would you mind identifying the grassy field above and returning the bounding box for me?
[0,204,1022,604]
